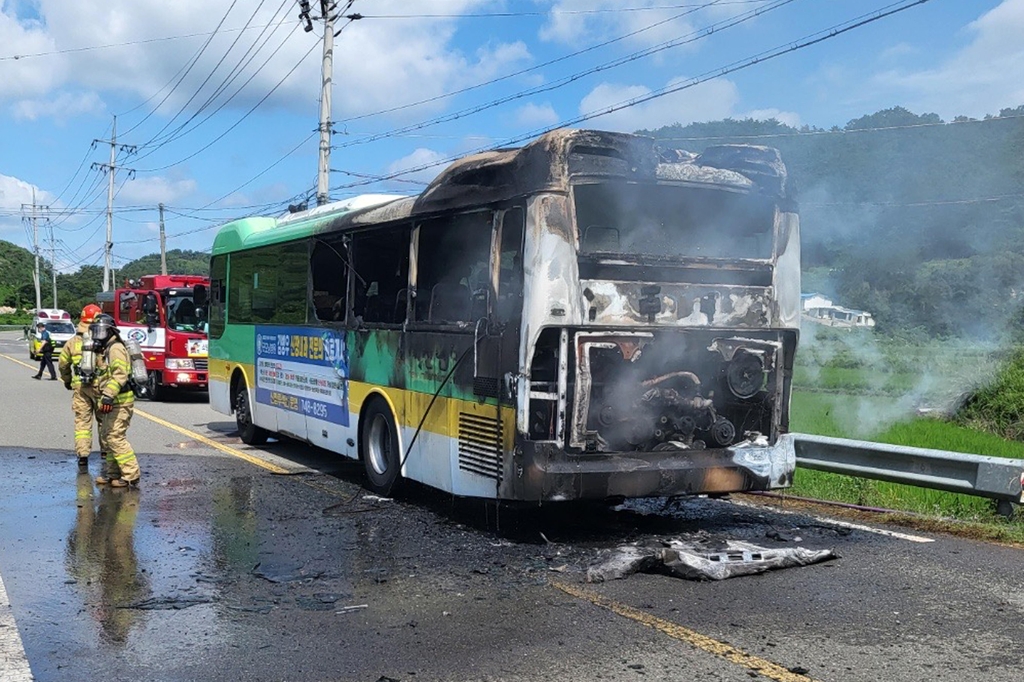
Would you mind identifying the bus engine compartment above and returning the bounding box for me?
[555,330,793,454]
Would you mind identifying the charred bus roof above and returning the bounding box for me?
[212,128,790,253]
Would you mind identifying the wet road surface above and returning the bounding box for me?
[1,331,1023,682]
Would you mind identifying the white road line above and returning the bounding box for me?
[731,498,935,543]
[0,571,33,681]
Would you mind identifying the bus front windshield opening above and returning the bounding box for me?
[574,182,774,261]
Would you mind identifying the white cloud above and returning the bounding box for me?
[385,148,446,187]
[540,0,701,51]
[514,102,559,128]
[579,78,739,132]
[116,175,197,205]
[0,0,532,124]
[742,108,802,128]
[870,0,1024,117]
[11,91,105,122]
[0,173,52,210]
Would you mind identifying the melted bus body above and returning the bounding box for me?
[208,129,799,501]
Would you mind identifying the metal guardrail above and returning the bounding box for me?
[792,433,1024,513]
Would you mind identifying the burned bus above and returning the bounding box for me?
[208,128,799,501]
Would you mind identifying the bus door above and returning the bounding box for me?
[116,289,165,359]
[412,211,503,497]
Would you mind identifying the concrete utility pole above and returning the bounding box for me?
[159,203,167,275]
[92,116,136,292]
[21,189,46,311]
[316,0,335,207]
[48,219,57,307]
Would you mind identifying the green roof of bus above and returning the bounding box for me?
[212,215,321,255]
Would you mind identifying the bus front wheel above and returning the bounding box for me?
[234,383,269,445]
[361,399,401,495]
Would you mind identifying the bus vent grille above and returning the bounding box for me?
[473,376,500,398]
[458,412,503,481]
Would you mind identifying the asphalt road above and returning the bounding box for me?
[0,330,1022,682]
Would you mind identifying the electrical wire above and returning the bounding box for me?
[332,0,793,146]
[328,0,936,193]
[335,0,726,126]
[120,0,241,137]
[133,0,289,152]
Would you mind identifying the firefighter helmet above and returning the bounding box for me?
[80,303,102,324]
[89,313,119,346]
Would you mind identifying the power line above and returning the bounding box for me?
[334,0,726,127]
[0,20,292,62]
[120,0,241,137]
[355,2,773,19]
[133,0,291,152]
[328,0,936,194]
[329,0,797,151]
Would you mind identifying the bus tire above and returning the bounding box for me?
[361,398,401,496]
[234,382,269,445]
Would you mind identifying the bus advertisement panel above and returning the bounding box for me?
[254,326,349,427]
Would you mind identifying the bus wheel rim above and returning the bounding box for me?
[367,414,390,476]
[237,391,251,426]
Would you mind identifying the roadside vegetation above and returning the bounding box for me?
[788,325,1024,539]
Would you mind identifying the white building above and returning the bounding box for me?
[801,293,875,329]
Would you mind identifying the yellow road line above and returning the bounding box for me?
[0,352,37,371]
[133,409,290,474]
[1,349,290,474]
[551,580,818,682]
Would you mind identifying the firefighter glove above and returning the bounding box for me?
[64,380,72,391]
[99,395,114,413]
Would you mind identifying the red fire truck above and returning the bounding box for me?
[97,274,210,399]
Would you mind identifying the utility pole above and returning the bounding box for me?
[92,115,136,292]
[316,0,335,206]
[159,203,168,275]
[48,219,57,307]
[299,0,336,207]
[21,189,46,311]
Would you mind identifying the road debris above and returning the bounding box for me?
[336,604,368,614]
[586,539,837,582]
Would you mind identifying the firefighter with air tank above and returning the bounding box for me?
[65,312,143,487]
[59,304,103,469]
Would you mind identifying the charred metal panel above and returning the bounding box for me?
[506,435,794,502]
[519,194,582,376]
[773,211,801,330]
[580,281,772,328]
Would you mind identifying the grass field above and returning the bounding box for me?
[787,326,1024,529]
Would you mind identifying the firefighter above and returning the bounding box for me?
[89,314,141,487]
[59,304,103,468]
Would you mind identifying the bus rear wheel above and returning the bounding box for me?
[234,382,269,445]
[361,398,401,495]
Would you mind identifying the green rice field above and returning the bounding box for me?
[786,326,1024,527]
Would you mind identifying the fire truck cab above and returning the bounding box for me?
[97,274,210,399]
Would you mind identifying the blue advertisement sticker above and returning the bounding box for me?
[254,326,349,426]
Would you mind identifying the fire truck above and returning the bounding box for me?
[96,274,210,399]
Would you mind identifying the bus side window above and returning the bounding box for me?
[497,207,525,323]
[311,237,348,323]
[415,212,493,324]
[352,226,410,325]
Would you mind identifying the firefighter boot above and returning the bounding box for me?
[110,477,139,488]
[94,452,120,485]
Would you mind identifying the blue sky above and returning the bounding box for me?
[0,0,1020,271]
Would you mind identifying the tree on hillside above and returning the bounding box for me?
[116,250,210,284]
